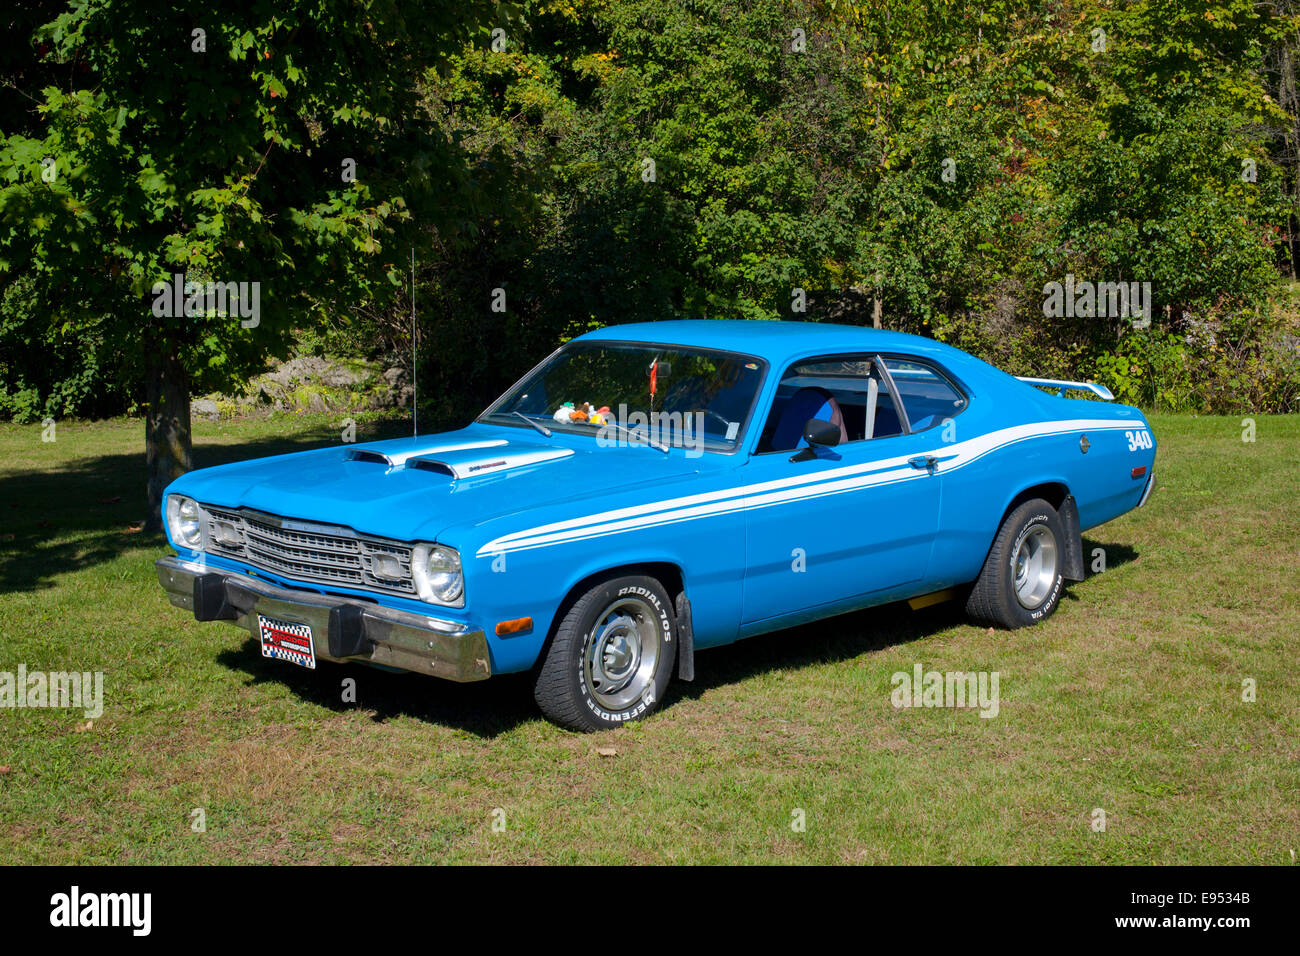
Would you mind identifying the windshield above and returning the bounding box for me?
[480,341,767,453]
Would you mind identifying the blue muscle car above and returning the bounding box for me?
[156,320,1157,730]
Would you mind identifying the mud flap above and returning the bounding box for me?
[1059,495,1085,582]
[674,592,695,682]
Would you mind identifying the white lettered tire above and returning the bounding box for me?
[966,498,1066,629]
[534,574,677,731]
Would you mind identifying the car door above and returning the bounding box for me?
[740,354,944,626]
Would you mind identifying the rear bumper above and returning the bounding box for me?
[155,556,491,681]
[1138,468,1156,508]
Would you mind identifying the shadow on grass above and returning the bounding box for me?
[0,418,412,592]
[1076,538,1138,574]
[213,541,1140,738]
[217,640,542,737]
[214,597,973,738]
[679,599,972,706]
[1073,538,1139,589]
[8,413,1145,736]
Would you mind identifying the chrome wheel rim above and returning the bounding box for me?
[1012,524,1058,609]
[583,597,661,710]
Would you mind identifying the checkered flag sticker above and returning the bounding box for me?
[258,615,317,669]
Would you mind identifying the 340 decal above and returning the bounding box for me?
[1126,429,1154,451]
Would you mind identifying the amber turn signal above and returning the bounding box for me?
[495,617,534,636]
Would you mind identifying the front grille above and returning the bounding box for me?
[201,505,416,597]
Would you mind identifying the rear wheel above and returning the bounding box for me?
[966,498,1065,628]
[534,575,677,731]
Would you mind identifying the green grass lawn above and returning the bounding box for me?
[0,413,1296,864]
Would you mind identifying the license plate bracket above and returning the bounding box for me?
[257,614,317,669]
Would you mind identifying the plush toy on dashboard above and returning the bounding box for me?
[552,401,599,424]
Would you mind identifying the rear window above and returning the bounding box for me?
[881,358,966,432]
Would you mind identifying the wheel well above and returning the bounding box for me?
[547,562,692,680]
[997,482,1084,582]
[562,562,685,609]
[1004,482,1069,516]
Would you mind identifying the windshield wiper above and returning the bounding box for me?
[600,421,669,454]
[511,411,552,437]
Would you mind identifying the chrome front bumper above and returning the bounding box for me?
[156,556,491,681]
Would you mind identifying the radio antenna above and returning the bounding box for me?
[411,248,417,437]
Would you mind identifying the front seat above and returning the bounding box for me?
[771,386,848,452]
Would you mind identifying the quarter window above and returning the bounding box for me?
[880,358,966,432]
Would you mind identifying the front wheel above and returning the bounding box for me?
[966,498,1065,629]
[534,575,677,731]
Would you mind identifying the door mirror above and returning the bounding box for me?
[803,418,841,447]
[790,418,841,462]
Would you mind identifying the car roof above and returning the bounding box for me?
[576,319,966,367]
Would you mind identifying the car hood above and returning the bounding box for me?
[166,425,719,544]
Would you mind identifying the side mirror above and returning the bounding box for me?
[803,418,841,447]
[790,418,841,462]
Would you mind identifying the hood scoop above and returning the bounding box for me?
[408,442,574,479]
[344,438,573,479]
[344,439,507,468]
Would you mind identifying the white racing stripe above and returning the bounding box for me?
[475,418,1134,557]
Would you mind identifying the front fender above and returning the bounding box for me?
[466,518,745,673]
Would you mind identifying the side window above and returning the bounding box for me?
[758,355,904,453]
[881,358,966,433]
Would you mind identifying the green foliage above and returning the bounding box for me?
[0,274,131,421]
[1,0,1297,425]
[1092,301,1300,413]
[0,0,501,410]
[411,0,1296,420]
[1094,330,1198,411]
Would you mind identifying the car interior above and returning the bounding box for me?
[758,355,965,454]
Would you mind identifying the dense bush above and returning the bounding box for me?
[400,0,1299,419]
[3,0,1298,424]
[0,275,134,422]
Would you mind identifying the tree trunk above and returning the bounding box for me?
[144,347,192,533]
[1280,39,1299,279]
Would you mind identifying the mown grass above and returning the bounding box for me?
[0,413,1296,864]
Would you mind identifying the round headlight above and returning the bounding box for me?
[166,495,204,549]
[412,544,464,606]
